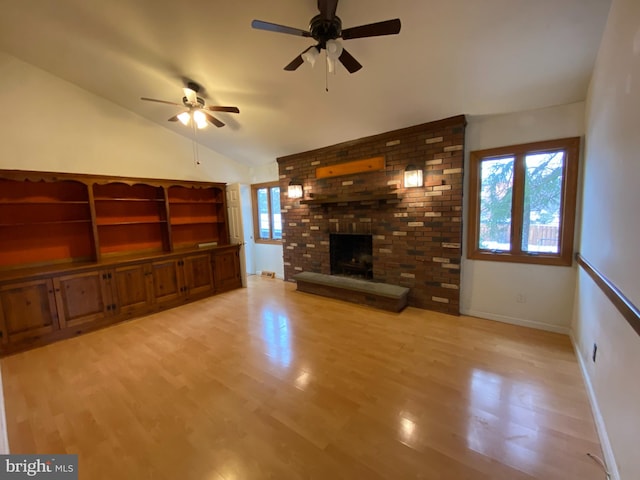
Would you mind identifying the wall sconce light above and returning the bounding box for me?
[404,164,424,188]
[288,181,303,199]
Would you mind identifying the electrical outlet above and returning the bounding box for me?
[592,343,598,363]
[516,293,527,303]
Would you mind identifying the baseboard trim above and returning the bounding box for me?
[570,334,619,480]
[0,367,9,454]
[461,309,570,334]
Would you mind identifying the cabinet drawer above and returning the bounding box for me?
[0,278,59,344]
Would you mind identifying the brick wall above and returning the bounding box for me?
[277,115,465,314]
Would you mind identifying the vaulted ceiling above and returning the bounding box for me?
[0,0,611,167]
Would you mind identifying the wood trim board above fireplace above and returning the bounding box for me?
[315,156,385,179]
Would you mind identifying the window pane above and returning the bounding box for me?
[257,188,270,239]
[270,187,282,240]
[522,151,564,253]
[479,157,514,251]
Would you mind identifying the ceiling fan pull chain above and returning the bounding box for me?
[326,53,329,92]
[192,122,200,166]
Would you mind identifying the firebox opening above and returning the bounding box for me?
[330,234,373,280]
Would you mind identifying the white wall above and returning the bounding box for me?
[461,102,586,333]
[0,52,250,183]
[249,161,285,279]
[573,0,640,477]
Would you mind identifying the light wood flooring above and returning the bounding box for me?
[2,276,604,479]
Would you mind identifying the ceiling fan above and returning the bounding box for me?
[251,0,401,74]
[140,82,239,129]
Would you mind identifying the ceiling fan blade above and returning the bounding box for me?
[203,112,225,128]
[251,20,311,37]
[167,115,179,122]
[183,88,197,104]
[205,106,240,114]
[141,97,181,107]
[341,18,401,40]
[317,0,338,20]
[338,48,363,73]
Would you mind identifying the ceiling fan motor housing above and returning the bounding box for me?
[183,96,205,108]
[310,14,342,48]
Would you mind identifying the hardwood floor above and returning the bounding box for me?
[1,276,604,479]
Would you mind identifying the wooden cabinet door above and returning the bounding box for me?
[110,264,153,315]
[0,278,59,345]
[182,254,214,297]
[53,270,111,328]
[150,259,183,304]
[212,248,242,292]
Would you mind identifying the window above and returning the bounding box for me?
[251,182,282,244]
[467,137,580,266]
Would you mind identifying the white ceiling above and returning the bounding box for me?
[0,0,611,167]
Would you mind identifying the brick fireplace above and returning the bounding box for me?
[278,115,465,314]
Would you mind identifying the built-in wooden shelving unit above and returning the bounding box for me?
[0,170,241,355]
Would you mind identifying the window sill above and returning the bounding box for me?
[467,250,573,267]
[255,239,283,246]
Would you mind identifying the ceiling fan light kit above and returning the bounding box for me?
[325,39,343,73]
[177,112,191,126]
[192,110,208,129]
[302,46,320,67]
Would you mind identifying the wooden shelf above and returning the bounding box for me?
[0,220,92,227]
[97,221,168,226]
[168,199,222,205]
[0,200,89,205]
[171,219,222,226]
[301,192,399,205]
[94,197,165,202]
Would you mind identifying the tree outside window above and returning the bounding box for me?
[468,137,580,266]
